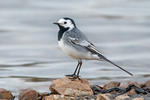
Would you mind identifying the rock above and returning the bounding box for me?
[43,95,53,100]
[0,88,14,100]
[19,89,39,100]
[121,82,140,88]
[39,92,50,100]
[96,93,112,100]
[121,82,141,96]
[132,97,144,100]
[143,80,150,87]
[127,82,141,87]
[128,82,141,96]
[43,95,75,100]
[43,94,96,100]
[49,77,93,96]
[128,89,136,96]
[103,81,120,89]
[115,94,130,100]
[91,85,104,95]
[144,87,150,93]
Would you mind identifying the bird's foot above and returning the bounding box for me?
[65,74,80,80]
[65,74,76,77]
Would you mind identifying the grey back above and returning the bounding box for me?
[64,28,88,42]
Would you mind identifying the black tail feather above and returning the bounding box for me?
[98,54,133,76]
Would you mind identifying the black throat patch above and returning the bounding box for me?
[58,26,69,41]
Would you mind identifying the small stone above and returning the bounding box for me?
[127,82,141,87]
[19,89,39,100]
[49,77,93,96]
[132,97,144,100]
[43,95,75,100]
[121,82,140,88]
[39,92,50,100]
[103,81,120,89]
[144,80,150,87]
[0,88,14,100]
[96,93,112,100]
[115,94,130,100]
[43,95,54,100]
[128,89,136,96]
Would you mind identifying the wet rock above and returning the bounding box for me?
[121,82,141,96]
[96,93,112,100]
[49,77,93,96]
[91,85,104,95]
[128,82,141,96]
[115,94,130,100]
[103,81,120,89]
[0,88,14,100]
[132,97,144,100]
[121,82,140,88]
[19,89,39,100]
[127,82,141,87]
[144,87,150,93]
[43,95,75,100]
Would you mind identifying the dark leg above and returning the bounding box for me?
[65,60,80,77]
[68,60,82,79]
[77,60,82,77]
[73,61,80,75]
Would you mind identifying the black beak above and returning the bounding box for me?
[53,22,59,25]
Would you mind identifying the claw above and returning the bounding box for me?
[65,74,80,80]
[65,74,76,77]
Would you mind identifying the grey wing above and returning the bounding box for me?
[68,37,103,57]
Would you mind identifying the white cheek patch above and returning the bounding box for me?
[66,20,74,30]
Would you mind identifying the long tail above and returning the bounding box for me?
[98,54,133,76]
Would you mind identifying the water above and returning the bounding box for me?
[0,0,150,97]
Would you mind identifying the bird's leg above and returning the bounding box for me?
[76,60,82,78]
[72,61,80,75]
[65,60,80,77]
[68,60,82,80]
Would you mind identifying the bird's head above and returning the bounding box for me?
[53,17,76,31]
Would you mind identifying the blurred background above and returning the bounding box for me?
[0,0,150,97]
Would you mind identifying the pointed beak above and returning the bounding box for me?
[53,22,59,25]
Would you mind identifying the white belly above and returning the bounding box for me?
[58,39,99,60]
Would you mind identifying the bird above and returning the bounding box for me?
[53,17,133,79]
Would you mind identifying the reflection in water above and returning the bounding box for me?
[0,0,150,96]
[142,74,150,78]
[9,76,57,82]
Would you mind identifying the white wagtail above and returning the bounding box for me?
[53,17,133,79]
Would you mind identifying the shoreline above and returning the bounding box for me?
[0,77,150,100]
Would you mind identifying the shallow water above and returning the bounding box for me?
[0,0,150,97]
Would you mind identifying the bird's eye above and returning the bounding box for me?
[64,22,67,24]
